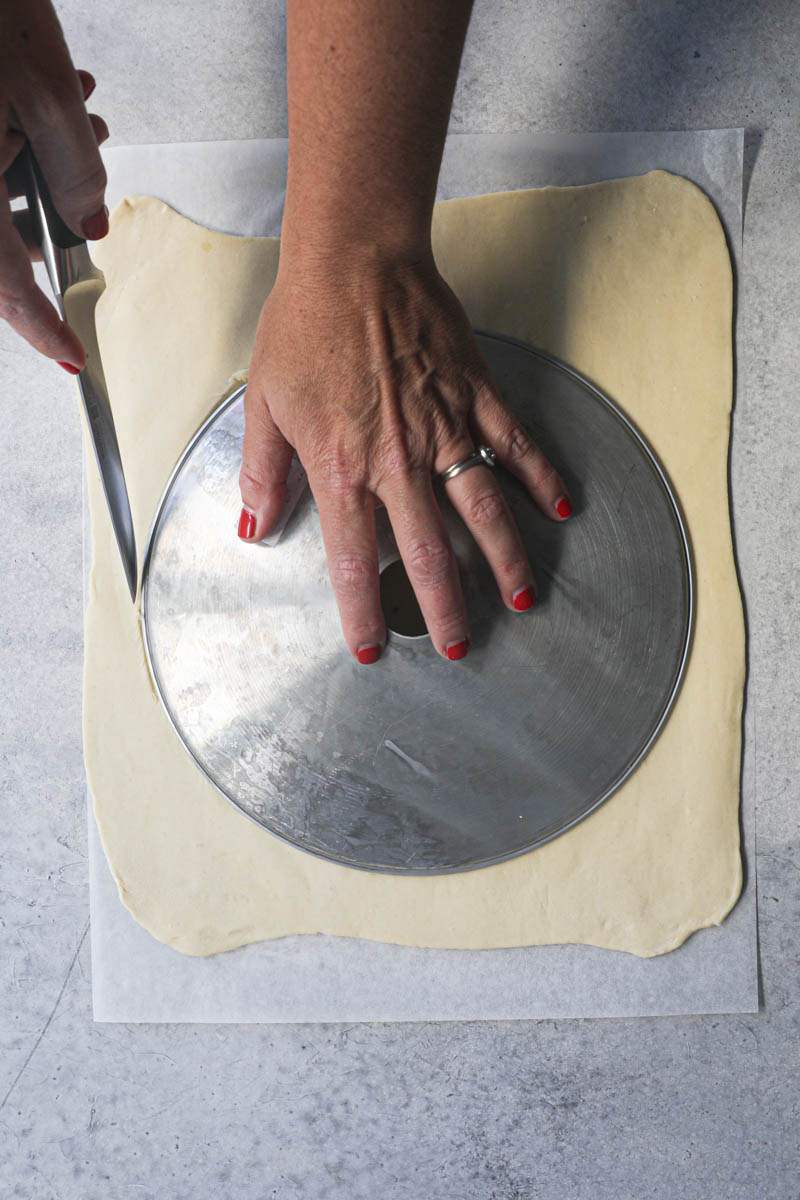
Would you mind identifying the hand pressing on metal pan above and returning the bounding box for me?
[240,248,574,664]
[0,0,109,372]
[238,0,573,664]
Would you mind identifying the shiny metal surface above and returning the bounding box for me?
[62,254,138,601]
[142,332,693,874]
[22,146,138,601]
[440,443,497,481]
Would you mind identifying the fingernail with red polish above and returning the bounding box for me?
[82,76,96,101]
[513,586,536,612]
[238,507,256,539]
[357,644,381,665]
[445,638,470,661]
[57,361,81,375]
[555,495,573,520]
[82,205,109,241]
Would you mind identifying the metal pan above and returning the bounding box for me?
[141,332,693,873]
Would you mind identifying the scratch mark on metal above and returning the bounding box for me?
[617,463,638,513]
[383,740,432,777]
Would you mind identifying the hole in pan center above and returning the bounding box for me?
[379,558,429,640]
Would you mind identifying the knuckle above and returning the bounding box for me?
[239,466,267,496]
[331,553,373,594]
[315,449,358,495]
[369,429,419,490]
[405,537,452,584]
[497,553,529,580]
[503,424,535,463]
[0,286,35,329]
[378,436,414,480]
[0,294,24,326]
[462,487,506,528]
[59,160,107,206]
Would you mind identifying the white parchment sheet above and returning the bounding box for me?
[87,128,756,1022]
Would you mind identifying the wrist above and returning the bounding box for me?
[277,222,435,289]
[278,193,433,278]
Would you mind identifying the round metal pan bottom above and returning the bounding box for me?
[141,332,693,874]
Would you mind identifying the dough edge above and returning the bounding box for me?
[84,170,744,958]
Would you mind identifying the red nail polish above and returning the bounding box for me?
[445,638,469,661]
[556,496,573,519]
[57,361,81,375]
[238,508,256,539]
[513,587,536,612]
[82,205,109,241]
[357,644,381,665]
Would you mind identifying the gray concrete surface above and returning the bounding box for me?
[1,1,798,1196]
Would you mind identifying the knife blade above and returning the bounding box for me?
[21,144,137,602]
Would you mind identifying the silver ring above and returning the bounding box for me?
[439,444,498,483]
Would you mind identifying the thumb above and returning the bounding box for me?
[238,395,294,541]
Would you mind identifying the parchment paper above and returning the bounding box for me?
[87,128,756,1022]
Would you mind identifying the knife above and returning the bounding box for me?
[21,144,138,602]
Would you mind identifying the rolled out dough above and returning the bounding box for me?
[85,170,743,957]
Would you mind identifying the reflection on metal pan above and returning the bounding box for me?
[141,332,693,874]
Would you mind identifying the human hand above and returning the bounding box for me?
[239,247,572,664]
[1,0,110,371]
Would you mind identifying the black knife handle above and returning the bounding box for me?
[21,143,85,251]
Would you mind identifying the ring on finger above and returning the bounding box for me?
[438,444,498,483]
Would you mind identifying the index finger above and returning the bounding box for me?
[381,470,471,661]
[9,3,107,238]
[313,480,386,665]
[0,175,85,366]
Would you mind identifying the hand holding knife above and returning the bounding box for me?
[21,143,138,602]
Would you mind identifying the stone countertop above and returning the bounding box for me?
[1,1,797,1196]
